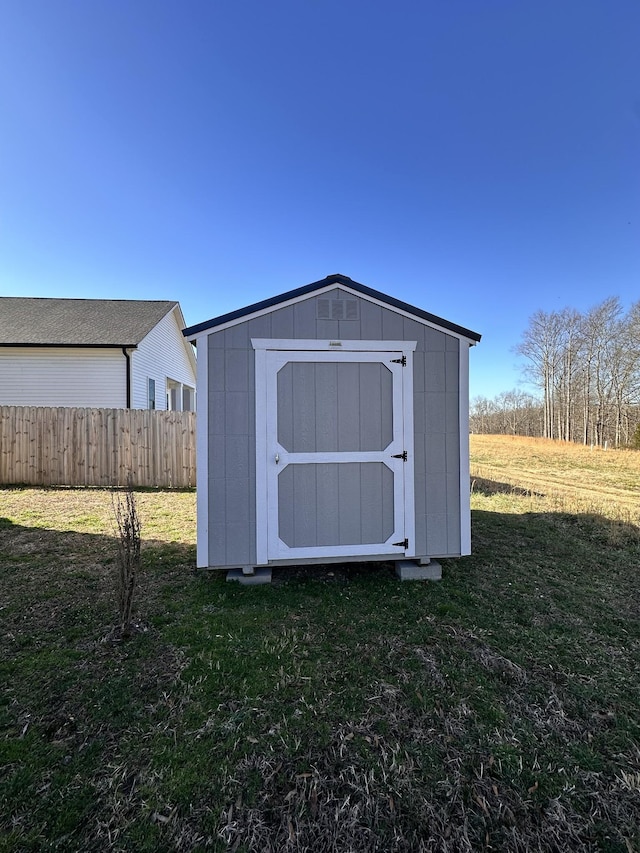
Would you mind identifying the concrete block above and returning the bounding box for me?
[395,559,442,581]
[226,567,272,585]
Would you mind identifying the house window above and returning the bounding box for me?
[167,379,180,411]
[148,378,156,410]
[183,386,195,412]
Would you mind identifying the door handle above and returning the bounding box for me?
[275,453,279,464]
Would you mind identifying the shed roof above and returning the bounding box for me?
[0,297,181,347]
[183,274,481,342]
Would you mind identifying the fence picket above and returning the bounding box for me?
[0,406,196,488]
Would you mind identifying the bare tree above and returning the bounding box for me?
[516,310,567,439]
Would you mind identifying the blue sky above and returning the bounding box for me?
[1,1,639,398]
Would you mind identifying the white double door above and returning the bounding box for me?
[256,345,414,563]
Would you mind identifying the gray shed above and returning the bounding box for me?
[184,274,481,579]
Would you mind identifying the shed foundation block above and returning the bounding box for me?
[395,559,442,581]
[226,567,272,585]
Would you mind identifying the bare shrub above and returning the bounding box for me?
[112,482,142,638]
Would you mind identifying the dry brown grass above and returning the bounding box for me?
[470,435,640,528]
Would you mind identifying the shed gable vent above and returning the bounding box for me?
[316,298,360,321]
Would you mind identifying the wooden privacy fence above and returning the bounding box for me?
[0,406,196,488]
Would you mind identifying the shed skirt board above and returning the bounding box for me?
[255,347,415,563]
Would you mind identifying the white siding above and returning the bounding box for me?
[0,347,126,407]
[131,307,197,409]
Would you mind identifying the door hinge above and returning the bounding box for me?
[391,355,407,366]
[393,538,408,548]
[392,450,408,461]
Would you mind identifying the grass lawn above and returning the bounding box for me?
[2,441,640,852]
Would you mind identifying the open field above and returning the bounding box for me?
[2,446,640,851]
[471,434,640,528]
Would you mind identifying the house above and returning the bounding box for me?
[0,297,196,410]
[183,273,481,582]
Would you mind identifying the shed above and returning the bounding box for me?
[184,274,481,581]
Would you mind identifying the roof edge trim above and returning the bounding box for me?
[183,274,481,343]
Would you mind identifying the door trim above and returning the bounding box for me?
[253,339,416,565]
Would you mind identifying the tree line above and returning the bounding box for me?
[471,297,640,447]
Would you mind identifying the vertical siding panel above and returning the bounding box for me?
[225,393,249,436]
[316,319,339,339]
[211,434,227,481]
[426,393,446,433]
[292,465,317,547]
[426,514,448,554]
[225,349,249,391]
[316,464,339,545]
[426,352,446,393]
[338,318,361,339]
[209,521,227,565]
[226,477,250,527]
[381,308,404,341]
[276,364,293,451]
[209,349,225,391]
[381,463,395,542]
[360,301,382,339]
[277,466,294,549]
[402,317,424,348]
[315,363,338,452]
[225,523,251,564]
[413,351,426,393]
[247,314,272,339]
[211,477,226,525]
[291,363,316,452]
[337,364,360,451]
[359,364,382,450]
[414,391,426,437]
[426,434,446,473]
[270,307,293,339]
[445,348,460,388]
[338,463,361,544]
[227,323,249,349]
[426,328,446,351]
[360,463,383,543]
[445,393,459,433]
[293,299,316,338]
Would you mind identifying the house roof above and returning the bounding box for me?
[0,297,181,347]
[183,274,482,342]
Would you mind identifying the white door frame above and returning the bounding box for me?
[253,339,416,565]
